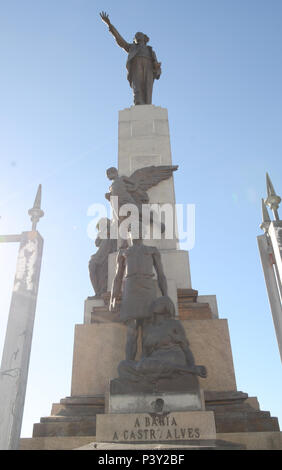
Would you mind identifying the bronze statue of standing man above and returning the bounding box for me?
[100,11,162,105]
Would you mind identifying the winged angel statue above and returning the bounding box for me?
[105,165,178,232]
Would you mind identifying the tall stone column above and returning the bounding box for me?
[108,105,192,313]
[0,231,44,450]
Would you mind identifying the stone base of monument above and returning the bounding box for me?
[107,375,204,414]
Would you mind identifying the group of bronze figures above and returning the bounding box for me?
[88,163,207,385]
[88,13,207,385]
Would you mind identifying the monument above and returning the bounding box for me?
[19,13,282,450]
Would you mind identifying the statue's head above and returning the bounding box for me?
[150,296,175,319]
[134,32,149,45]
[106,167,118,180]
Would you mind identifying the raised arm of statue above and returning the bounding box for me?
[100,11,130,53]
[152,249,168,297]
[110,250,125,311]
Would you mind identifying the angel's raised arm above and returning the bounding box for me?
[100,11,130,53]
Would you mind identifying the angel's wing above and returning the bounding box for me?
[129,165,178,192]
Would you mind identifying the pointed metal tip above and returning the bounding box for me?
[266,172,277,197]
[28,184,44,231]
[264,172,281,219]
[33,184,42,209]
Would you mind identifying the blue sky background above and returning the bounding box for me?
[0,0,281,439]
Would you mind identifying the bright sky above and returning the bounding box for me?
[0,0,281,439]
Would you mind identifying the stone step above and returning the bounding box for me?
[214,412,279,433]
[51,403,104,417]
[204,390,249,404]
[177,288,198,302]
[60,395,104,406]
[40,416,97,423]
[206,403,257,414]
[33,418,97,438]
[51,395,105,417]
[178,302,213,320]
[33,391,280,438]
[91,289,212,322]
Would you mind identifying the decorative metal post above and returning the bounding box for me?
[257,174,282,362]
[0,185,44,450]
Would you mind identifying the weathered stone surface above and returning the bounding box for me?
[75,439,244,450]
[33,417,97,438]
[108,374,204,414]
[213,411,279,433]
[19,435,245,450]
[110,373,201,395]
[20,436,96,450]
[184,319,237,391]
[51,395,104,417]
[178,302,213,320]
[217,431,282,450]
[21,432,282,450]
[28,387,280,443]
[204,390,280,433]
[197,295,219,318]
[96,411,216,443]
[84,297,105,324]
[107,391,203,415]
[71,319,236,397]
[117,106,180,255]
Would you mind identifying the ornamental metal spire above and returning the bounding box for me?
[265,172,281,221]
[0,184,45,449]
[28,184,44,231]
[257,172,282,362]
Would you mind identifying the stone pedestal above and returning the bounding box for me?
[70,317,237,397]
[107,374,204,414]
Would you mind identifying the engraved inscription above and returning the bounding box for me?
[111,415,201,442]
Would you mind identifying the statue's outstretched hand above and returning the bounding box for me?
[100,11,111,26]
